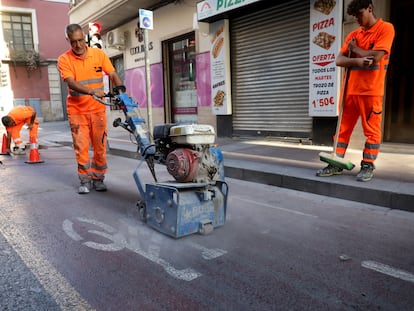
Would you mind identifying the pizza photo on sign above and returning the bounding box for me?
[214,90,225,107]
[212,36,224,58]
[312,31,336,50]
[313,0,336,15]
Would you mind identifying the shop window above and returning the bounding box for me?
[168,33,197,124]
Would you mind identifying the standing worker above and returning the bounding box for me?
[57,23,125,194]
[317,0,395,182]
[1,105,39,155]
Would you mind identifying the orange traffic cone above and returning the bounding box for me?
[0,133,10,155]
[25,136,44,164]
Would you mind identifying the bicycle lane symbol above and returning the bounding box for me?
[62,217,227,281]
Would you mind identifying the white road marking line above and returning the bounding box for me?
[77,217,117,234]
[62,219,83,241]
[84,230,126,252]
[361,260,414,284]
[148,232,162,258]
[63,217,202,281]
[187,241,227,260]
[234,196,318,218]
[0,218,93,310]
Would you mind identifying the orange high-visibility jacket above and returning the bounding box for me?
[341,18,395,96]
[57,47,115,115]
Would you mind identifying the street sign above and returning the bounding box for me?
[139,9,153,30]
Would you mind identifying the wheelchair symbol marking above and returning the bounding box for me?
[63,217,226,281]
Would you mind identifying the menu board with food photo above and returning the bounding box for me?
[309,0,342,117]
[210,19,232,115]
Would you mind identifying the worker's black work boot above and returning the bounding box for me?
[356,161,375,182]
[316,164,343,177]
[93,179,107,192]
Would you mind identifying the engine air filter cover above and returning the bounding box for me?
[166,148,199,182]
[170,124,215,145]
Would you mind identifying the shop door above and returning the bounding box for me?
[384,0,414,143]
[167,33,197,124]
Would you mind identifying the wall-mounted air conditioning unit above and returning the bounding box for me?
[106,30,125,49]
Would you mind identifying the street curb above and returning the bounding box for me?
[224,159,414,212]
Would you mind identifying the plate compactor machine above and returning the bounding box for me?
[101,88,228,238]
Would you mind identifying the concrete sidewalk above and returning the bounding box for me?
[36,121,414,212]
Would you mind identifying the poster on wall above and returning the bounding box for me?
[309,0,342,117]
[210,19,232,115]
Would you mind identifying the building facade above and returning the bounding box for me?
[68,0,413,145]
[0,0,70,122]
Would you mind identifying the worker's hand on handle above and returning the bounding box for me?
[347,37,374,67]
[89,88,105,98]
[347,38,358,54]
[91,84,127,106]
[114,84,126,95]
[92,95,107,105]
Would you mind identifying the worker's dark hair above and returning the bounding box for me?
[347,0,373,16]
[1,116,14,127]
[65,23,83,39]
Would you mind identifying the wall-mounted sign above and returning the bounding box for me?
[210,19,231,115]
[197,0,262,21]
[309,0,342,117]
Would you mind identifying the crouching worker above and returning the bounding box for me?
[1,106,39,155]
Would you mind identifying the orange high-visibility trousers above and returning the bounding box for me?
[68,112,107,182]
[336,95,383,164]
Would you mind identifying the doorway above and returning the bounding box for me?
[163,33,197,124]
[384,0,414,143]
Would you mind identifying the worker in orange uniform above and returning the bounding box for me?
[57,23,124,194]
[1,106,39,155]
[317,0,395,182]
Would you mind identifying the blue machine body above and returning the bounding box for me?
[145,181,228,238]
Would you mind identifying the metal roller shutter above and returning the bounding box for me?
[231,0,311,137]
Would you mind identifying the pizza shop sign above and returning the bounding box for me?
[197,0,261,20]
[309,0,342,117]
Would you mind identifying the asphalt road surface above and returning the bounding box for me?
[0,147,413,310]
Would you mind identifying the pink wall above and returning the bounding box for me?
[10,67,50,100]
[124,53,212,113]
[125,63,164,108]
[196,52,211,107]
